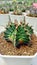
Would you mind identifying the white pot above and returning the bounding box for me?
[0,54,37,65]
[0,14,9,27]
[0,26,37,65]
[25,15,37,31]
[9,12,24,24]
[22,12,27,16]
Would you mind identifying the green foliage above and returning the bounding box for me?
[16,25,30,47]
[4,22,33,47]
[25,24,33,35]
[4,23,16,44]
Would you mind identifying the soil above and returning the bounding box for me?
[27,14,37,17]
[0,33,37,56]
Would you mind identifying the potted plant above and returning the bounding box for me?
[0,5,9,27]
[9,1,24,24]
[25,4,37,31]
[0,21,37,65]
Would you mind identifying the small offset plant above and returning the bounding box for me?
[28,6,37,17]
[4,21,33,48]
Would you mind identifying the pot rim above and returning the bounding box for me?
[9,12,25,16]
[0,53,37,58]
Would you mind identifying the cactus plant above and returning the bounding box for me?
[0,7,9,14]
[16,25,31,47]
[29,6,37,17]
[13,5,22,15]
[25,24,33,35]
[4,23,17,46]
[4,22,33,47]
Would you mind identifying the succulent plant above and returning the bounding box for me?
[12,1,22,15]
[13,5,22,15]
[4,22,33,47]
[29,6,37,17]
[0,6,9,14]
[25,24,33,35]
[4,23,17,46]
[16,25,30,47]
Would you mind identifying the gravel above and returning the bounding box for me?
[0,33,37,56]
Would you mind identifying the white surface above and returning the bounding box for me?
[9,13,24,24]
[25,15,37,31]
[32,56,37,65]
[0,56,37,65]
[0,14,9,27]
